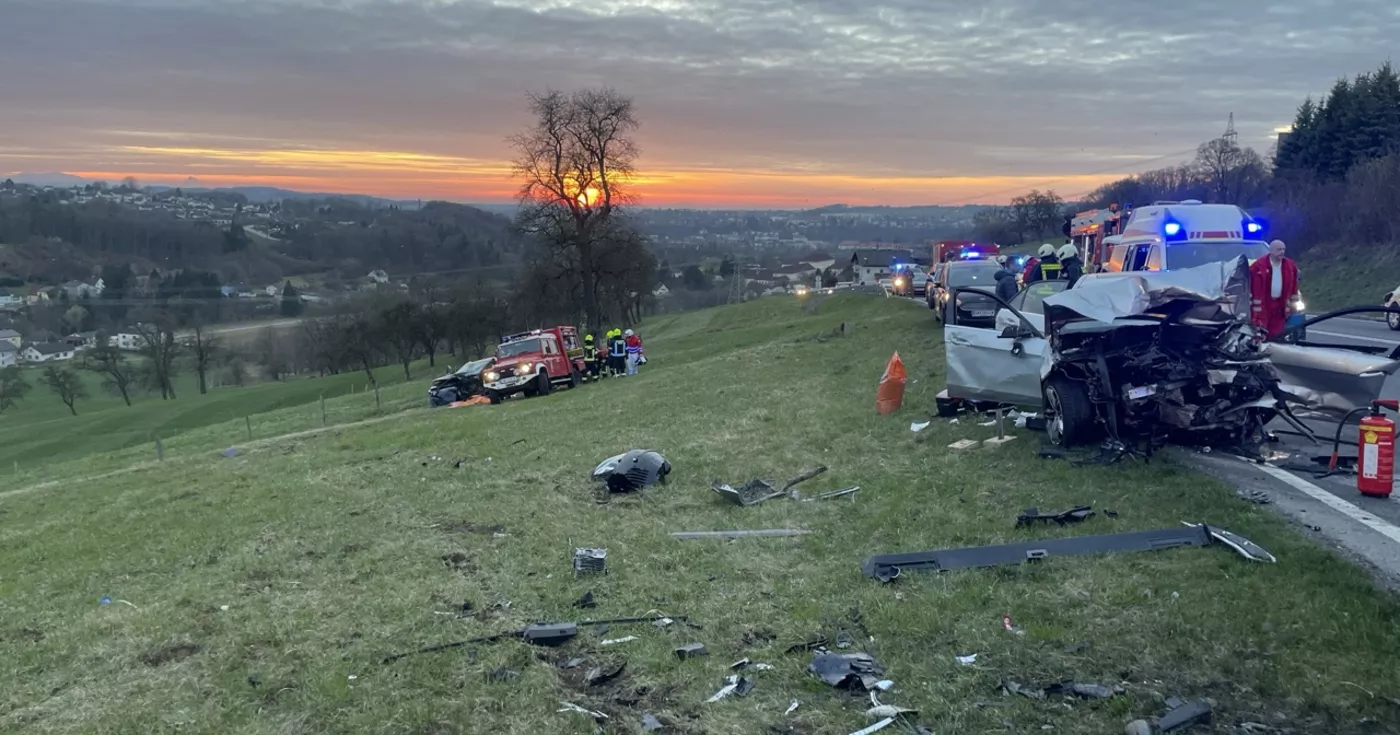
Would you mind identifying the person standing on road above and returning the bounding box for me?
[1057,244,1084,288]
[1026,244,1060,284]
[994,256,1020,303]
[1249,239,1300,339]
[624,329,643,375]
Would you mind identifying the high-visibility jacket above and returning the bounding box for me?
[608,338,626,358]
[584,343,598,360]
[1037,260,1062,281]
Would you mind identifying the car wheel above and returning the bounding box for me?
[1044,376,1097,447]
[536,371,552,396]
[487,391,502,405]
[1388,305,1400,331]
[569,366,582,387]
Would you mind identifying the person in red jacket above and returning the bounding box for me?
[1248,239,1300,339]
[624,329,644,375]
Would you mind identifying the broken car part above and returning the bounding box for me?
[706,675,754,702]
[383,615,690,663]
[671,529,811,540]
[802,486,860,501]
[712,465,830,506]
[674,643,708,659]
[572,547,607,575]
[808,651,886,691]
[1158,699,1213,731]
[862,523,1275,581]
[592,450,671,493]
[1015,505,1095,527]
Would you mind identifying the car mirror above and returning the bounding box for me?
[998,326,1020,339]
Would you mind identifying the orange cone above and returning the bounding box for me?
[876,351,907,415]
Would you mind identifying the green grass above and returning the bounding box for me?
[1298,241,1400,313]
[3,293,1400,734]
[0,358,439,474]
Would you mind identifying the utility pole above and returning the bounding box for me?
[1223,112,1237,146]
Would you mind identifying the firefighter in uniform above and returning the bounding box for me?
[1025,244,1060,284]
[583,333,601,379]
[607,328,627,376]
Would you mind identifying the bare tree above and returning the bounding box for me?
[257,327,290,381]
[510,87,640,335]
[335,313,382,387]
[131,313,181,399]
[41,365,88,416]
[376,299,422,381]
[415,303,448,368]
[1193,138,1267,205]
[83,339,137,406]
[188,323,221,394]
[0,366,32,415]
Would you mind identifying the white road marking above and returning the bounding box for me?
[1249,461,1400,546]
[1309,329,1395,345]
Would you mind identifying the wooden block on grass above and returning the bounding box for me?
[948,439,980,450]
[983,436,1017,447]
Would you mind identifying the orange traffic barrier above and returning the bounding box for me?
[876,351,907,415]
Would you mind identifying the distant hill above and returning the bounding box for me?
[6,172,90,187]
[804,203,993,217]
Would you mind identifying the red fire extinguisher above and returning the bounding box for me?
[1358,399,1398,498]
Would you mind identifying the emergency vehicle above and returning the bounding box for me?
[1067,204,1128,267]
[1087,200,1268,274]
[932,240,999,264]
[481,326,588,403]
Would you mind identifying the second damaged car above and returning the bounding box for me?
[943,256,1400,455]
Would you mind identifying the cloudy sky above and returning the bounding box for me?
[1,0,1395,207]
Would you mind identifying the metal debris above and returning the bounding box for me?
[1016,505,1095,527]
[808,652,886,691]
[671,529,811,540]
[600,636,637,646]
[674,643,708,659]
[572,548,607,575]
[592,450,672,493]
[558,701,608,720]
[1159,699,1213,731]
[642,712,663,731]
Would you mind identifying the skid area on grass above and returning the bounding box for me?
[3,293,1400,734]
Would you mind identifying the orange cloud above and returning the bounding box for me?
[58,142,1126,207]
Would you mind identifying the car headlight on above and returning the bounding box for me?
[484,370,500,382]
[516,363,533,375]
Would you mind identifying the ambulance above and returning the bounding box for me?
[1086,200,1268,274]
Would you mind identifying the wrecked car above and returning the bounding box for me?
[941,256,1400,454]
[427,357,495,407]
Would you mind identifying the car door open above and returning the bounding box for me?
[945,286,1048,406]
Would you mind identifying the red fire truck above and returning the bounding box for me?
[481,326,589,403]
[932,240,1000,263]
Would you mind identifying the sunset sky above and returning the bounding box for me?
[3,0,1396,208]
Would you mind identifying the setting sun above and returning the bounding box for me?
[577,186,602,206]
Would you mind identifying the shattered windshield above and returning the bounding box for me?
[496,338,542,359]
[1166,243,1268,270]
[946,263,1001,287]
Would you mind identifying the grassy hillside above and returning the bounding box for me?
[1298,241,1400,313]
[2,294,1399,734]
[0,357,440,475]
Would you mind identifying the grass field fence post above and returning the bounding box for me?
[245,416,253,442]
[320,394,327,427]
[156,436,164,462]
[374,383,381,412]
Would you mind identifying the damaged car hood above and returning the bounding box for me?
[1043,257,1249,326]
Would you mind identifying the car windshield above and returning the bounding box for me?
[457,358,493,375]
[946,262,1002,287]
[1166,243,1269,270]
[496,338,542,359]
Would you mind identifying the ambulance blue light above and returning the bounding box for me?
[1245,222,1262,234]
[1163,222,1182,236]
